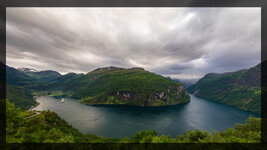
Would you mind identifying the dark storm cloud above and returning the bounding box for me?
[6,8,260,79]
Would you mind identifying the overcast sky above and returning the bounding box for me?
[6,8,260,79]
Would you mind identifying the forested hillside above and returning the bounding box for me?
[188,63,261,114]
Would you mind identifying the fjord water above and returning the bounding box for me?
[33,94,259,138]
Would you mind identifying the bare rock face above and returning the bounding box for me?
[193,90,199,96]
[177,86,186,95]
[111,91,140,102]
[106,84,190,106]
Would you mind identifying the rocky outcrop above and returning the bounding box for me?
[106,84,190,106]
[193,90,199,96]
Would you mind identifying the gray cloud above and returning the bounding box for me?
[6,8,260,79]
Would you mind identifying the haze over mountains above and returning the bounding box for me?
[171,78,199,88]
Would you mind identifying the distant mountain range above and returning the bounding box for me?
[188,63,261,114]
[5,65,37,109]
[170,78,199,88]
[17,67,38,72]
[18,67,62,82]
[4,63,82,109]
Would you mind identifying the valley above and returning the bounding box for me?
[2,62,262,143]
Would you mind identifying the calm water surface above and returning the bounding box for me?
[33,94,259,138]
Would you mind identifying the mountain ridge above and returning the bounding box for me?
[187,63,261,114]
[4,64,190,108]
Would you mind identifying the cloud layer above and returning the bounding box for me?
[6,8,260,79]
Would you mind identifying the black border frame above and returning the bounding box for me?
[0,0,266,149]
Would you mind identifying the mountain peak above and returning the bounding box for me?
[129,67,145,71]
[17,67,38,73]
[93,66,145,72]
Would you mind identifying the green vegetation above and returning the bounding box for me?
[7,100,261,143]
[106,96,124,104]
[6,100,118,143]
[6,85,37,110]
[45,67,190,106]
[4,64,78,110]
[49,91,64,97]
[6,65,33,86]
[188,63,261,114]
[21,70,61,82]
[5,63,189,108]
[31,90,64,97]
[119,117,261,143]
[4,59,263,145]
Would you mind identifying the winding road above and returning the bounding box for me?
[24,112,41,119]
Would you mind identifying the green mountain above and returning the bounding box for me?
[6,65,33,86]
[53,72,83,81]
[6,66,62,85]
[4,64,37,110]
[4,64,63,110]
[187,63,261,114]
[46,66,190,106]
[6,85,36,110]
[4,62,190,108]
[19,69,62,82]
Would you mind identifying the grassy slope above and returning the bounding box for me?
[6,100,261,143]
[188,63,261,114]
